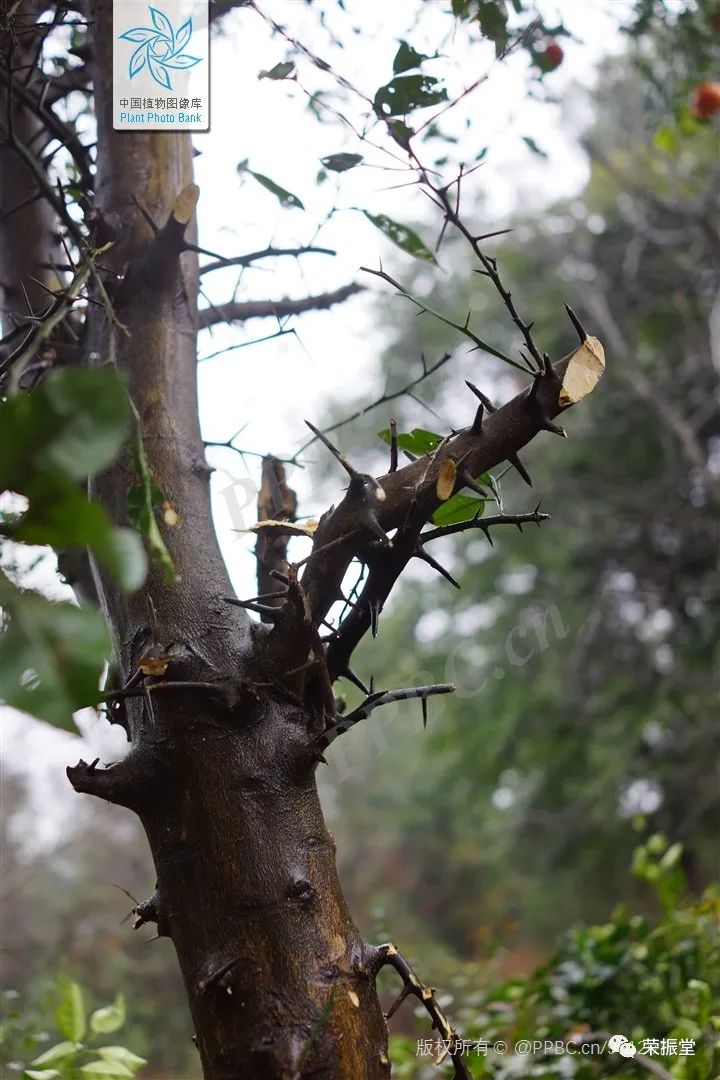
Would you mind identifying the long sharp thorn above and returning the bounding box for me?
[543,351,553,375]
[507,452,532,486]
[461,471,489,499]
[223,597,281,619]
[543,419,568,437]
[304,421,356,477]
[471,402,484,435]
[474,227,513,241]
[369,599,380,638]
[421,696,428,730]
[385,985,411,1020]
[369,674,376,695]
[389,417,398,473]
[415,546,461,589]
[465,380,496,413]
[341,667,370,695]
[359,505,391,547]
[565,304,588,343]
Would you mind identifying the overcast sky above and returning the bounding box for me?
[2,0,651,843]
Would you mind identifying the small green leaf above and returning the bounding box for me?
[24,1071,64,1080]
[687,979,712,1026]
[258,60,295,80]
[378,427,443,456]
[96,1047,147,1073]
[0,578,109,729]
[387,119,414,150]
[127,402,178,583]
[240,165,304,209]
[654,125,679,154]
[30,1042,80,1067]
[522,135,548,158]
[476,0,509,52]
[0,367,129,491]
[362,212,436,262]
[101,528,148,592]
[90,994,126,1035]
[79,1063,133,1080]
[55,979,85,1043]
[320,152,363,172]
[374,74,447,117]
[11,486,147,593]
[432,474,491,526]
[392,41,429,74]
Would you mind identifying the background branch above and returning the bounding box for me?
[198,282,364,328]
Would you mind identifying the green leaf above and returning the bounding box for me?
[0,366,145,592]
[432,474,491,526]
[374,74,447,117]
[24,1071,64,1080]
[55,979,85,1043]
[392,41,429,74]
[11,486,147,593]
[362,212,436,262]
[241,166,304,209]
[0,575,108,729]
[127,402,178,583]
[96,1047,147,1073]
[258,60,295,80]
[687,979,712,1026]
[79,1063,133,1080]
[654,124,679,153]
[320,152,363,172]
[0,367,129,490]
[378,427,443,456]
[386,119,414,150]
[100,529,148,592]
[30,1042,80,1067]
[90,994,126,1035]
[522,135,548,158]
[476,0,509,52]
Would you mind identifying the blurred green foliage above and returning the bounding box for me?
[323,0,719,966]
[387,839,720,1077]
[1,974,147,1080]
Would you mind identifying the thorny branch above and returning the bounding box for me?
[361,265,530,373]
[198,282,364,328]
[367,943,473,1080]
[296,322,602,684]
[198,244,337,276]
[312,682,455,754]
[292,351,454,462]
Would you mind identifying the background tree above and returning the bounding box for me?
[328,1,719,956]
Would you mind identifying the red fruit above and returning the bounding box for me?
[693,82,720,119]
[538,41,564,72]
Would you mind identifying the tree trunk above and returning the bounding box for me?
[3,5,603,1075]
[69,4,390,1076]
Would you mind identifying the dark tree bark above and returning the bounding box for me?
[1,3,605,1076]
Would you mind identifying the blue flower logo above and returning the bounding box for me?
[118,6,201,90]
